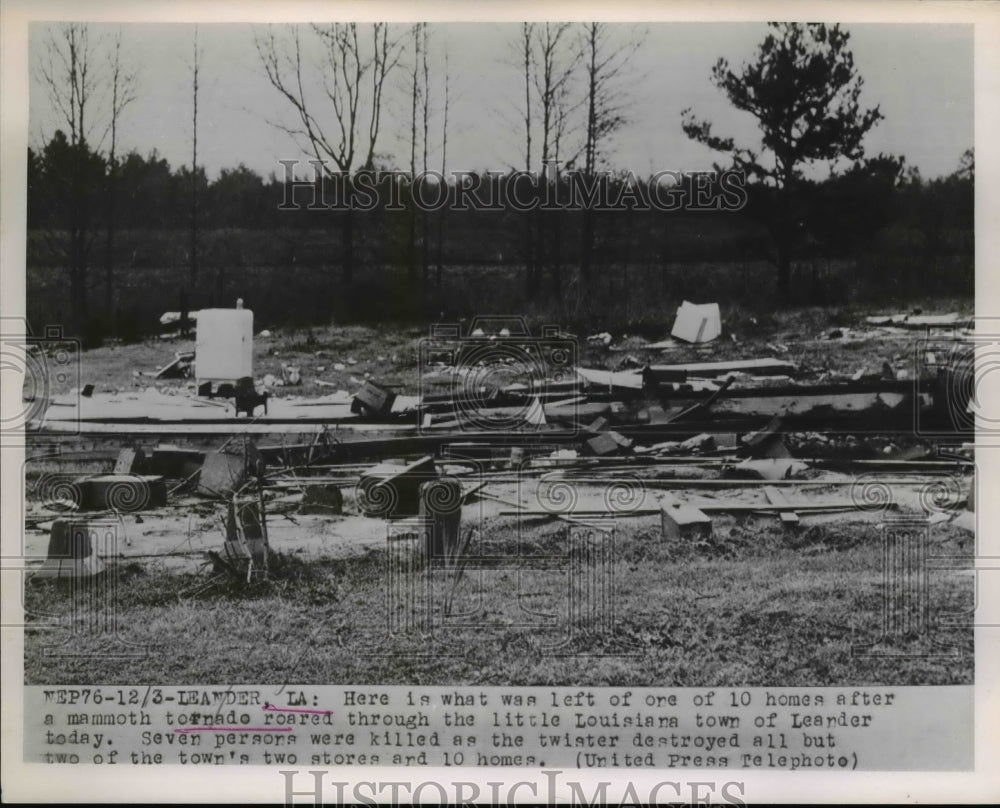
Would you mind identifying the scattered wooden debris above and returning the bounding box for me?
[114,446,147,474]
[154,351,195,379]
[217,497,270,582]
[644,358,798,384]
[731,458,809,481]
[763,486,800,527]
[740,415,790,459]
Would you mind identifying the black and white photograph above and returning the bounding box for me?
[2,0,998,802]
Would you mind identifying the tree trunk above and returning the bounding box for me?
[581,206,594,281]
[550,208,563,298]
[776,242,791,304]
[104,193,115,315]
[436,206,445,289]
[342,202,355,286]
[71,265,88,332]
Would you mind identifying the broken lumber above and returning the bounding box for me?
[763,486,800,526]
[644,358,798,384]
[731,458,808,481]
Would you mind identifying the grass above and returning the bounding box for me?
[23,516,974,687]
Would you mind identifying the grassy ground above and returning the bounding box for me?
[23,515,974,687]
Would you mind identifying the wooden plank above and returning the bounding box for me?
[764,485,800,526]
[497,500,899,516]
[644,358,799,381]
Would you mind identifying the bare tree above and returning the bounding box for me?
[578,23,644,283]
[534,23,578,169]
[509,23,539,294]
[103,27,138,314]
[36,23,105,329]
[518,22,534,172]
[435,45,450,289]
[532,23,579,296]
[189,27,201,288]
[256,23,404,284]
[421,23,431,283]
[407,23,422,280]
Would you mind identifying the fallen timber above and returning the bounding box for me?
[27,418,968,469]
[497,502,906,517]
[32,370,968,436]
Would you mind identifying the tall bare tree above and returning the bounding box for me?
[534,23,578,170]
[407,23,422,280]
[435,45,450,289]
[518,22,534,172]
[420,23,431,283]
[256,23,404,284]
[36,23,104,329]
[189,27,201,288]
[103,28,137,315]
[578,23,644,283]
[532,23,579,296]
[509,23,539,294]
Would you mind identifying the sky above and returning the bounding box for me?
[27,21,974,182]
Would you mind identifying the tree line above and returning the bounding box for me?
[28,21,973,340]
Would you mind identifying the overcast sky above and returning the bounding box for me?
[28,22,973,181]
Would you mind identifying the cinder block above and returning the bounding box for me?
[78,475,167,511]
[419,478,463,560]
[300,484,344,514]
[351,381,396,417]
[149,445,205,478]
[34,519,106,578]
[585,431,633,457]
[358,455,437,518]
[660,502,712,541]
